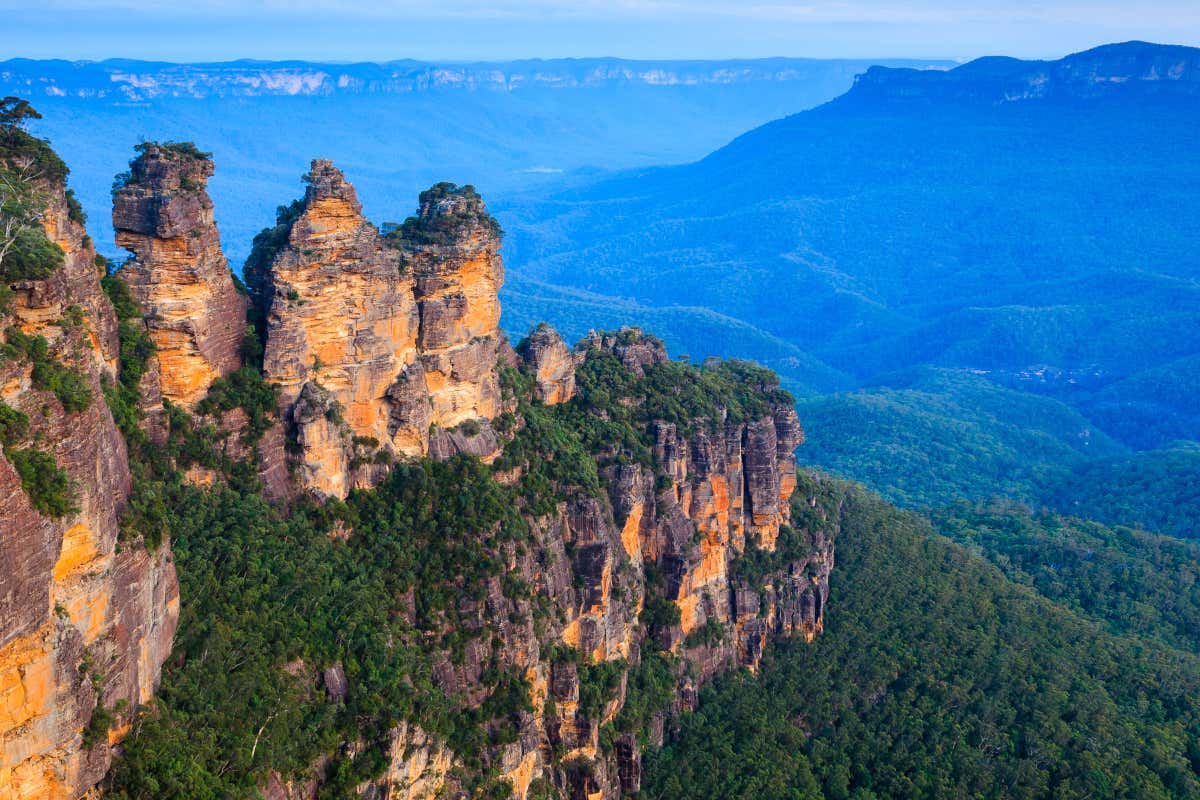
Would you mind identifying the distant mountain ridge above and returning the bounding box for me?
[495,40,1200,523]
[0,56,951,100]
[5,55,949,266]
[848,40,1200,103]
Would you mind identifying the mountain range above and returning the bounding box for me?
[4,40,1200,800]
[495,41,1200,526]
[4,55,949,263]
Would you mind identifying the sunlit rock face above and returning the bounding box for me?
[1,172,178,800]
[399,182,506,429]
[248,169,509,498]
[249,159,425,497]
[113,143,247,409]
[518,323,578,405]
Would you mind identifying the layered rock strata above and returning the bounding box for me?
[112,143,248,409]
[248,166,507,498]
[398,182,505,426]
[518,323,578,405]
[0,170,178,800]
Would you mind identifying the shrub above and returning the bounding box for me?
[7,446,76,517]
[0,399,28,446]
[0,226,64,281]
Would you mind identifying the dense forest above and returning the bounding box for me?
[643,488,1200,799]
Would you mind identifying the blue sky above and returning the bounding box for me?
[2,0,1198,62]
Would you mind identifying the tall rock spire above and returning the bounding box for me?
[249,159,425,497]
[112,142,247,409]
[398,182,505,427]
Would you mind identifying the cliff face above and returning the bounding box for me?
[3,134,827,800]
[249,160,423,497]
[519,324,578,405]
[0,169,178,799]
[248,166,506,498]
[112,143,247,409]
[399,182,505,428]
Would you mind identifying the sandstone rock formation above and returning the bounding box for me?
[397,182,505,427]
[518,323,578,405]
[247,167,508,497]
[0,169,178,800]
[2,135,826,800]
[113,142,247,408]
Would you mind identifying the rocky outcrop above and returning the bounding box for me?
[333,328,827,800]
[0,131,829,800]
[249,159,424,497]
[113,142,247,409]
[400,182,505,428]
[0,170,178,799]
[248,167,509,497]
[518,323,578,405]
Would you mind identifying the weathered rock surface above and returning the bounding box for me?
[113,143,247,409]
[0,141,829,800]
[0,175,178,800]
[248,168,510,497]
[398,182,505,429]
[518,324,578,405]
[324,329,828,800]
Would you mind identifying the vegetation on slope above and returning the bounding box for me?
[1046,446,1200,539]
[104,322,801,798]
[795,369,1119,509]
[934,502,1200,654]
[643,487,1200,799]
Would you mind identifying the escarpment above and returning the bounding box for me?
[3,120,830,800]
[112,142,248,409]
[0,129,178,799]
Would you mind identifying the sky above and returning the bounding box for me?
[2,0,1199,62]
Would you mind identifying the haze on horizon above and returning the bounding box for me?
[2,0,1199,63]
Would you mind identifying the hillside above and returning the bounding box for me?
[495,41,1200,531]
[644,489,1200,799]
[4,91,1200,800]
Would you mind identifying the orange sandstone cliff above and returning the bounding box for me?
[246,166,507,498]
[2,136,829,800]
[0,157,178,800]
[112,143,248,409]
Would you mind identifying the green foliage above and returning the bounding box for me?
[795,368,1121,509]
[644,485,1200,799]
[100,273,156,437]
[0,225,65,281]
[387,182,503,248]
[0,398,29,447]
[65,187,86,225]
[576,347,792,438]
[0,96,42,129]
[3,327,91,412]
[0,96,68,182]
[1047,445,1200,539]
[577,659,625,720]
[138,140,211,161]
[243,198,304,337]
[83,703,115,749]
[7,446,76,517]
[935,501,1200,654]
[612,651,676,746]
[732,471,844,593]
[106,455,541,799]
[196,366,279,445]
